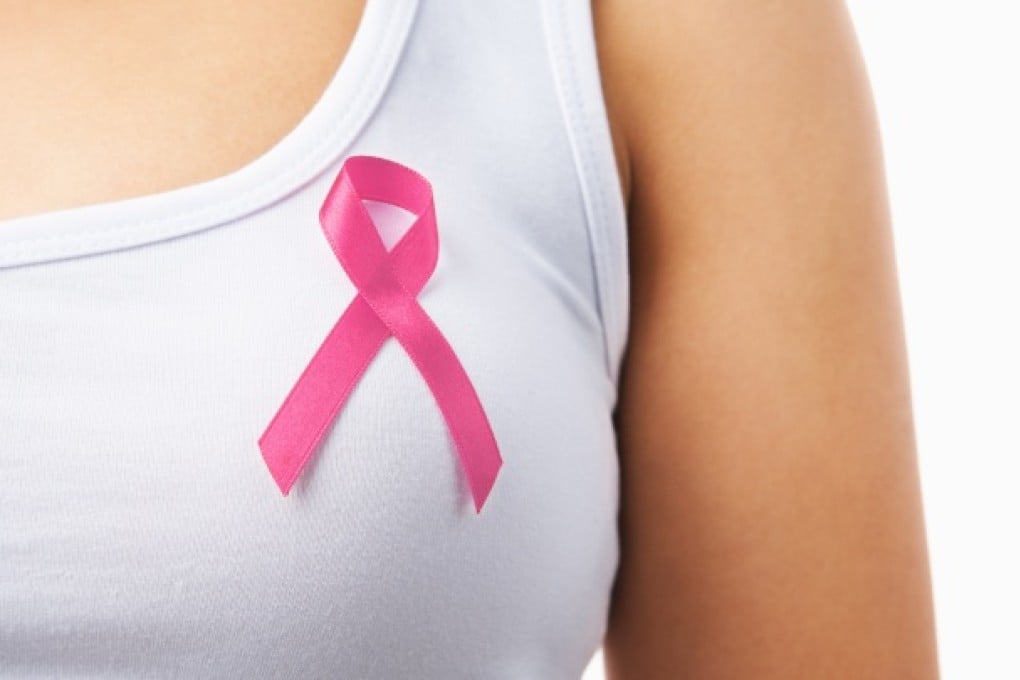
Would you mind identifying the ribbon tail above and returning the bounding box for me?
[392,303,504,513]
[430,364,503,514]
[258,297,388,494]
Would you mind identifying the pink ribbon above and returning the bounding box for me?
[257,155,503,513]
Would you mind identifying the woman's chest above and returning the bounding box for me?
[0,0,363,223]
[0,196,619,677]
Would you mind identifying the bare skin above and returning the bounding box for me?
[594,0,940,677]
[0,0,363,221]
[1,1,939,677]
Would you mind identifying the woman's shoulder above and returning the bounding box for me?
[592,0,876,210]
[591,0,940,676]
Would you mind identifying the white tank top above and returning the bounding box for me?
[0,1,629,677]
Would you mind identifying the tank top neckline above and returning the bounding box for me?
[0,0,420,271]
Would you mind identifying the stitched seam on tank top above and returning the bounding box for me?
[544,0,612,382]
[545,0,622,386]
[1,2,412,256]
[561,0,628,389]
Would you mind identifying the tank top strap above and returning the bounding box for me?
[540,0,630,391]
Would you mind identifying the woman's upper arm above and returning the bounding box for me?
[593,1,940,677]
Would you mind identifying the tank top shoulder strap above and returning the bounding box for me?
[539,0,630,391]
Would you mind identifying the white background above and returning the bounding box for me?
[584,2,1019,678]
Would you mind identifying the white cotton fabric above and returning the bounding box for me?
[0,1,629,677]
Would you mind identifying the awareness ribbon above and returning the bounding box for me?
[258,155,503,513]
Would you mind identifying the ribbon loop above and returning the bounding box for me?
[258,155,503,513]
